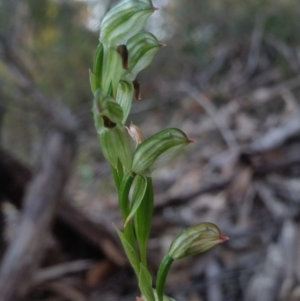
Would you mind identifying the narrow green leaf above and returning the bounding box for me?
[132,128,194,175]
[124,32,162,81]
[139,263,155,301]
[92,100,104,133]
[116,228,140,276]
[116,80,134,123]
[100,1,155,45]
[89,70,96,93]
[118,172,137,250]
[119,172,135,222]
[102,45,123,96]
[110,163,121,190]
[93,43,104,90]
[124,175,147,226]
[135,177,154,266]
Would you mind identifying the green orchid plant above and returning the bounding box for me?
[89,1,228,300]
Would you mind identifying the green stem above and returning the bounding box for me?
[156,254,174,301]
[140,242,148,268]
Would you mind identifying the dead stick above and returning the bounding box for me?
[0,130,76,301]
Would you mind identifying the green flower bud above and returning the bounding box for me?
[124,32,164,81]
[131,128,194,175]
[93,89,124,128]
[155,223,228,301]
[99,123,132,171]
[100,1,155,45]
[168,223,229,260]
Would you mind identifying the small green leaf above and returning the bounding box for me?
[99,123,132,171]
[125,175,147,226]
[116,228,140,276]
[116,80,134,123]
[131,128,193,175]
[168,223,229,260]
[124,32,163,81]
[100,1,155,45]
[139,263,155,301]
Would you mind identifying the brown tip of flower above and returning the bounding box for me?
[160,43,167,47]
[102,116,116,128]
[153,7,159,11]
[220,235,229,242]
[117,45,129,69]
[188,138,196,143]
[133,80,141,100]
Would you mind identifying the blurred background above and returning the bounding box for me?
[1,0,300,300]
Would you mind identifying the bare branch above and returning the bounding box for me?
[0,130,76,301]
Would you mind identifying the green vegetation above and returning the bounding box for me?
[89,1,228,300]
